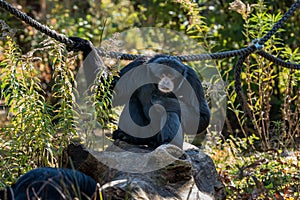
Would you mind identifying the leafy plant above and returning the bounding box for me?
[227,0,300,150]
[209,134,300,199]
[0,37,79,185]
[0,37,55,183]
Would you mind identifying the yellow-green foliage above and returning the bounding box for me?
[226,0,300,150]
[208,135,300,199]
[0,37,77,185]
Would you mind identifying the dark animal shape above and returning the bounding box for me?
[0,167,99,200]
[68,37,210,148]
[69,36,93,59]
[112,55,210,148]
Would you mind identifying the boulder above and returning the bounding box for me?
[64,141,226,200]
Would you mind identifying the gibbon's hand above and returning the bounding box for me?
[68,36,93,59]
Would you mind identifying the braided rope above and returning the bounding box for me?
[234,53,254,119]
[96,46,258,61]
[1,0,300,66]
[177,46,257,61]
[0,0,75,47]
[259,0,300,45]
[257,50,300,70]
[96,48,141,60]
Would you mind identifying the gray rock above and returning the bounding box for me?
[64,141,226,200]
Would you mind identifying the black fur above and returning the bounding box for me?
[68,37,210,148]
[68,36,93,58]
[0,167,99,200]
[112,55,210,148]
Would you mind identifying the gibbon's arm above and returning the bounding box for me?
[69,37,104,93]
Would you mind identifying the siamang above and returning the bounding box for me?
[69,37,210,149]
[112,55,210,148]
[0,167,99,200]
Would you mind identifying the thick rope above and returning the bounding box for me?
[257,50,300,70]
[178,46,257,61]
[258,0,300,45]
[234,53,253,119]
[0,0,74,47]
[0,0,299,66]
[96,46,258,61]
[232,0,300,117]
